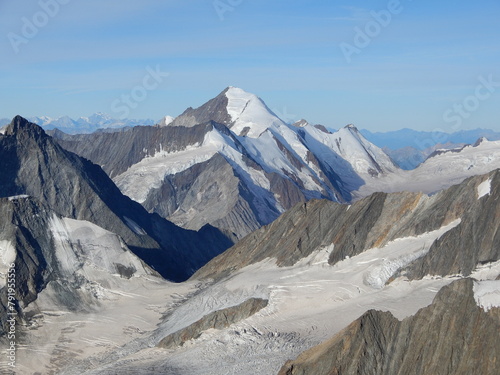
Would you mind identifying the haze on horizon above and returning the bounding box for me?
[0,0,499,132]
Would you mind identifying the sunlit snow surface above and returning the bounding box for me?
[225,87,285,138]
[0,240,16,288]
[16,219,486,375]
[355,140,500,198]
[114,88,399,209]
[473,280,500,312]
[477,178,492,199]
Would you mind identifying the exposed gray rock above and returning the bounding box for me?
[278,279,500,375]
[143,153,262,239]
[169,87,233,128]
[158,298,268,349]
[400,169,500,280]
[52,121,214,178]
[0,116,233,283]
[194,169,500,283]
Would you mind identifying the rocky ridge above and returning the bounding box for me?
[278,278,500,375]
[158,298,268,349]
[0,116,233,284]
[194,169,500,285]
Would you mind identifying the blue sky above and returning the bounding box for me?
[1,0,499,132]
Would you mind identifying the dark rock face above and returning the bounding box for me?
[51,121,214,178]
[0,116,233,282]
[194,169,500,283]
[400,171,500,279]
[158,298,268,349]
[0,198,53,333]
[278,279,500,375]
[169,87,233,128]
[143,153,263,239]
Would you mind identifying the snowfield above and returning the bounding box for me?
[355,139,500,198]
[477,177,492,199]
[14,218,488,375]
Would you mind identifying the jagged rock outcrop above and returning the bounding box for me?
[158,298,268,349]
[400,169,500,279]
[194,169,500,283]
[0,116,233,282]
[278,279,500,375]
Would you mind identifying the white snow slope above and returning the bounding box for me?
[20,218,494,375]
[114,87,397,212]
[2,215,166,374]
[355,139,500,198]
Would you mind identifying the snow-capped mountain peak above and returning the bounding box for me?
[53,89,401,238]
[167,86,287,137]
[225,86,285,138]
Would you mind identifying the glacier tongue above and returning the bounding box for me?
[55,220,465,375]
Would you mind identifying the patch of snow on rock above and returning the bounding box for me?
[7,194,30,201]
[0,240,16,287]
[477,178,492,199]
[363,219,462,289]
[473,280,500,312]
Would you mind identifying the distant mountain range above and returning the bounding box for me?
[2,111,499,172]
[360,127,500,150]
[0,113,156,134]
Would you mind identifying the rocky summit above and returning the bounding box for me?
[53,87,398,239]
